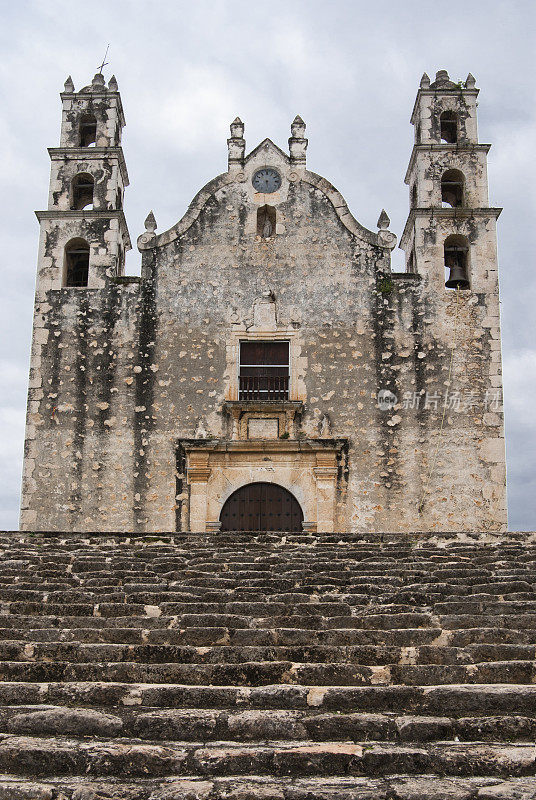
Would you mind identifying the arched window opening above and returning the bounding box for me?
[116,188,123,209]
[71,173,94,210]
[440,111,458,144]
[79,114,97,147]
[416,122,422,144]
[257,205,276,239]
[441,169,464,208]
[220,482,303,532]
[64,238,90,287]
[444,235,470,290]
[411,184,417,208]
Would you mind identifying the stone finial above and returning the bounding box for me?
[228,117,245,169]
[64,75,75,93]
[230,117,244,138]
[430,70,457,90]
[108,75,118,91]
[91,72,106,90]
[289,115,308,166]
[291,115,306,138]
[377,209,390,230]
[144,211,157,234]
[376,210,397,250]
[466,72,476,89]
[420,72,430,89]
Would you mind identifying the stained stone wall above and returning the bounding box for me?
[20,72,507,533]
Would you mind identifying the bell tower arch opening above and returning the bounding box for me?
[219,482,303,532]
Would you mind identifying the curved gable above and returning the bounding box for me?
[138,134,395,252]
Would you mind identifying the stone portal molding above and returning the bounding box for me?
[179,438,347,534]
[222,400,303,441]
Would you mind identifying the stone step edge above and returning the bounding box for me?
[2,705,536,743]
[1,682,536,714]
[1,774,536,800]
[0,735,533,777]
[3,529,536,539]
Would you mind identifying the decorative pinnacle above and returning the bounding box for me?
[64,75,74,93]
[466,72,476,89]
[91,72,106,89]
[144,211,157,234]
[230,117,244,138]
[420,72,430,89]
[291,115,306,137]
[108,75,118,91]
[435,69,450,83]
[377,209,390,230]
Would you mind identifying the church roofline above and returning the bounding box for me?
[138,163,392,252]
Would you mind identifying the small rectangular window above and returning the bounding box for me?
[239,341,289,401]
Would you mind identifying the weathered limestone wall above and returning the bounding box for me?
[21,160,506,532]
[21,283,144,531]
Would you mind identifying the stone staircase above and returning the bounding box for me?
[0,531,535,799]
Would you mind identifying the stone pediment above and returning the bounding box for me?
[244,137,290,165]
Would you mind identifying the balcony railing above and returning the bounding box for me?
[239,375,289,401]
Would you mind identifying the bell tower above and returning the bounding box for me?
[401,69,501,291]
[35,72,131,290]
[400,69,507,531]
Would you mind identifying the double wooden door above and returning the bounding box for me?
[219,482,303,532]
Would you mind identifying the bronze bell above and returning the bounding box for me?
[445,263,470,289]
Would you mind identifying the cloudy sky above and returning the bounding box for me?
[0,0,534,530]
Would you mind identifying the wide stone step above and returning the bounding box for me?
[0,735,533,778]
[0,608,444,630]
[0,624,533,647]
[3,552,534,565]
[4,589,536,610]
[2,682,536,715]
[1,658,534,685]
[1,775,536,800]
[0,641,533,666]
[4,576,536,597]
[6,561,534,575]
[2,705,535,743]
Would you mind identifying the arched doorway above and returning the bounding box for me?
[219,482,303,532]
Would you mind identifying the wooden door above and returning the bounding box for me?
[219,482,303,532]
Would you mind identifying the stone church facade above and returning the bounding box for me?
[20,70,507,533]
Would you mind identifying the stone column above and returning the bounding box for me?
[313,452,338,532]
[187,452,211,532]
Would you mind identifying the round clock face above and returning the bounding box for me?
[252,168,282,193]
